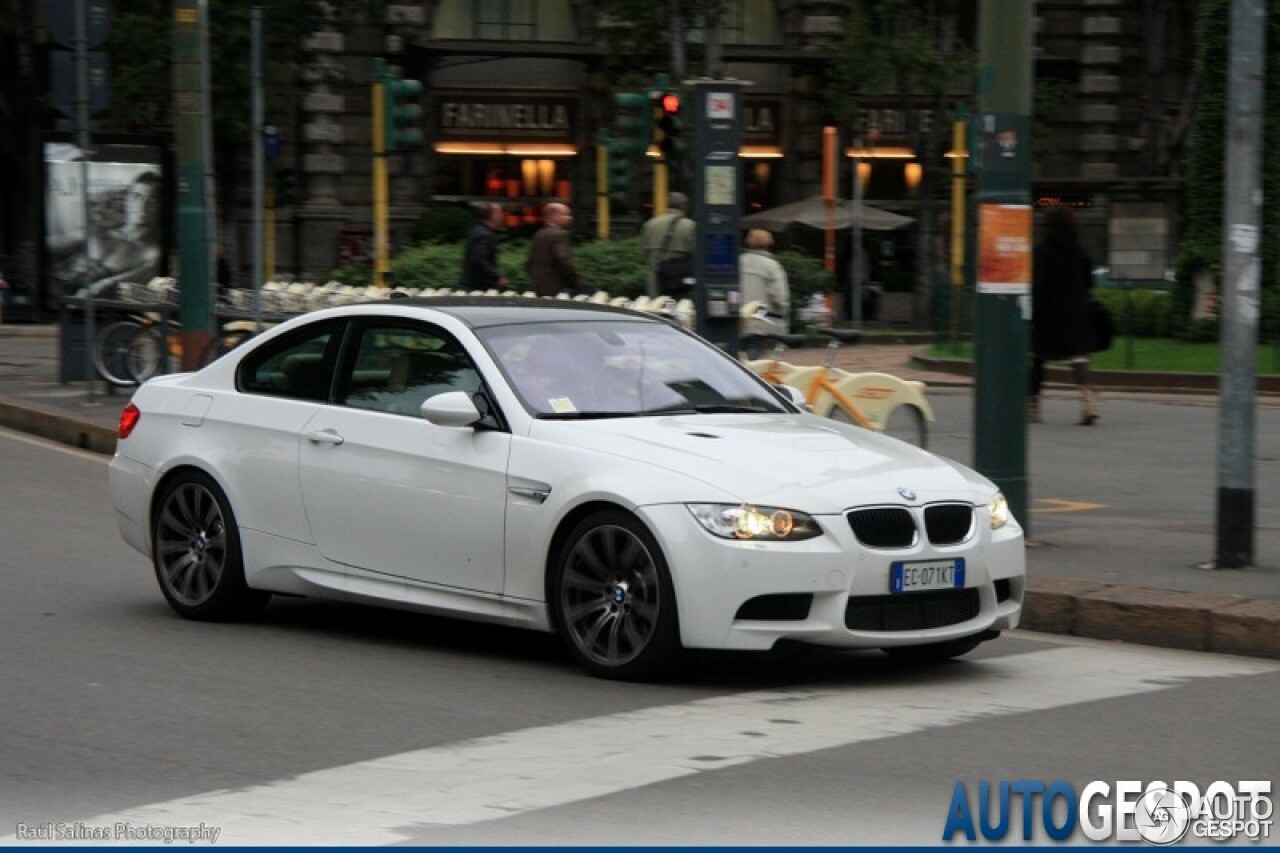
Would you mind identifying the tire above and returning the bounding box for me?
[882,635,983,663]
[881,404,929,449]
[829,403,928,448]
[152,471,269,620]
[93,321,161,387]
[549,511,681,680]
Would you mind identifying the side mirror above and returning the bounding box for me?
[421,391,482,427]
[774,384,811,412]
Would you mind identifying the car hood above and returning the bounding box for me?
[530,413,993,513]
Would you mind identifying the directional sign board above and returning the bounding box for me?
[690,80,747,352]
[46,0,112,48]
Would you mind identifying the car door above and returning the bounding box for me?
[227,319,344,544]
[298,318,511,594]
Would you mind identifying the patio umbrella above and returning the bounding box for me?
[742,196,915,232]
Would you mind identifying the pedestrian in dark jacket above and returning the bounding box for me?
[1030,205,1098,425]
[526,203,580,297]
[459,202,507,290]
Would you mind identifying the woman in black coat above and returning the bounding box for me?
[1030,205,1099,425]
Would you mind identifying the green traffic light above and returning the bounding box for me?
[610,91,651,154]
[383,70,424,150]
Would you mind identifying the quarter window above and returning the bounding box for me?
[238,323,339,401]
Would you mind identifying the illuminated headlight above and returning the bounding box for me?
[687,503,822,541]
[988,493,1011,529]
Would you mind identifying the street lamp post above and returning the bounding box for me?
[850,139,863,328]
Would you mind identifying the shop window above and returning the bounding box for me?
[433,157,571,237]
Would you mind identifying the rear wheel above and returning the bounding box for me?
[93,320,162,386]
[152,471,269,620]
[880,404,928,449]
[550,511,680,680]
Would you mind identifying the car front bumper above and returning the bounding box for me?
[639,503,1025,652]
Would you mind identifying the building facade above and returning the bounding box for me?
[257,0,1198,290]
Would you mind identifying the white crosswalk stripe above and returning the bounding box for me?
[6,642,1275,845]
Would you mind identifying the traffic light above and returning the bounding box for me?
[653,90,684,163]
[274,168,299,206]
[606,139,633,194]
[610,91,651,157]
[379,62,423,150]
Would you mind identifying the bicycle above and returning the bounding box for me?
[93,313,262,387]
[741,322,934,448]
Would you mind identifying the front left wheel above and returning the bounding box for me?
[152,471,269,620]
[550,511,681,680]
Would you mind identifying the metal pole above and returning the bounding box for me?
[200,0,216,338]
[74,0,95,398]
[973,1,1032,531]
[251,8,264,331]
[850,144,863,327]
[1215,0,1266,568]
[597,131,610,240]
[949,117,967,352]
[372,59,390,287]
[371,58,389,289]
[174,0,213,369]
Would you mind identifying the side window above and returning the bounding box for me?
[238,323,337,401]
[339,322,481,417]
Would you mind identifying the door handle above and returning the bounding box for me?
[305,429,345,446]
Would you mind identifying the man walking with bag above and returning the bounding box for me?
[640,192,695,298]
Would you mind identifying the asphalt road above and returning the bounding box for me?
[924,389,1280,597]
[1,427,1277,846]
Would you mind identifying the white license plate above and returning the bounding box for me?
[890,558,965,594]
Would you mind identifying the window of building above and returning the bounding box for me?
[686,0,780,45]
[434,0,576,42]
[475,0,536,40]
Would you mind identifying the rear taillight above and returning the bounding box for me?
[118,403,141,439]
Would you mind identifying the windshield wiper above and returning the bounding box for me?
[535,411,652,420]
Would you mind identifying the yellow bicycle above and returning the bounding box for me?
[742,324,934,448]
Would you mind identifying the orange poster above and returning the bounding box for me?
[977,204,1032,294]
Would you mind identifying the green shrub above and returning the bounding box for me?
[775,250,831,331]
[390,243,464,289]
[1095,288,1174,338]
[329,261,372,287]
[573,236,648,297]
[408,205,474,245]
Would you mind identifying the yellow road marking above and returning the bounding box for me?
[1032,498,1106,514]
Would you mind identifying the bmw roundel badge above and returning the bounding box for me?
[897,487,917,501]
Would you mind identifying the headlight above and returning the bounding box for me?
[687,503,823,541]
[988,493,1010,529]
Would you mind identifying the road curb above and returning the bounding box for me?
[0,395,117,454]
[1024,577,1280,660]
[913,352,1280,397]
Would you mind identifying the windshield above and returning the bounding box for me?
[478,319,789,418]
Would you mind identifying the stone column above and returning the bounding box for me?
[297,20,347,279]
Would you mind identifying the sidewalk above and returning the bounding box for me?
[2,323,1277,660]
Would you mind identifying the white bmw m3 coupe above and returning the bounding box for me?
[109,299,1024,679]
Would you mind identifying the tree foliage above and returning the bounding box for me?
[102,0,332,226]
[1175,0,1280,341]
[823,1,976,323]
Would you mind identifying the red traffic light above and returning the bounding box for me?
[660,93,680,115]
